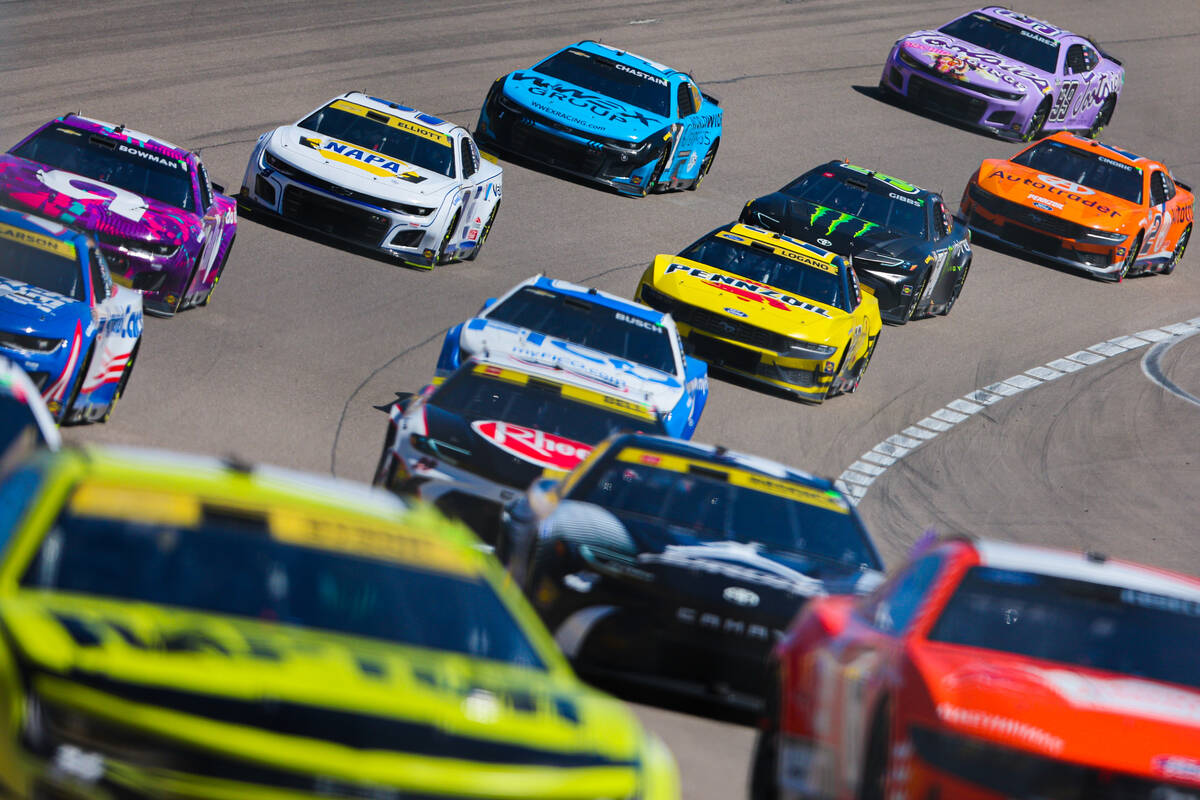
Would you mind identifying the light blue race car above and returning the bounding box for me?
[474,40,723,197]
[435,275,709,439]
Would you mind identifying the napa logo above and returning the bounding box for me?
[317,138,426,183]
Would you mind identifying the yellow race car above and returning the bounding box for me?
[636,223,881,402]
[0,446,678,800]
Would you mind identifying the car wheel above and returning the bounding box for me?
[174,251,204,313]
[1088,95,1116,139]
[1114,233,1142,282]
[847,334,878,393]
[101,342,139,424]
[904,270,931,322]
[748,730,780,800]
[463,201,501,262]
[435,209,463,266]
[857,706,891,800]
[60,345,95,425]
[1022,99,1050,143]
[941,257,971,315]
[1162,225,1190,276]
[687,140,719,191]
[643,146,674,197]
[199,236,235,307]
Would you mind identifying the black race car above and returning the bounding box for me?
[497,432,884,707]
[740,161,973,323]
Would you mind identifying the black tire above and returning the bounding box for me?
[940,257,971,315]
[904,269,931,322]
[1022,99,1050,143]
[60,345,95,425]
[1088,95,1116,139]
[175,251,204,313]
[847,334,878,394]
[825,348,851,399]
[857,706,891,800]
[687,140,719,191]
[463,201,500,262]
[435,209,463,266]
[199,235,235,307]
[372,422,399,487]
[643,146,674,197]
[101,341,138,424]
[749,667,782,800]
[1114,232,1142,282]
[1163,225,1190,276]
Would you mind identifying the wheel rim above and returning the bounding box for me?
[905,271,930,321]
[1090,98,1113,138]
[1024,104,1048,143]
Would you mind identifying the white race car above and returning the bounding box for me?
[239,92,503,268]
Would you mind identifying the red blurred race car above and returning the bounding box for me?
[751,536,1200,799]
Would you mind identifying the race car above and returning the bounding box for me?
[436,275,709,439]
[635,223,882,402]
[374,355,668,545]
[0,206,142,424]
[741,162,972,323]
[750,535,1200,800]
[0,355,60,467]
[0,445,680,800]
[474,40,723,197]
[1,114,237,316]
[498,432,884,708]
[961,132,1194,280]
[880,6,1124,142]
[240,92,503,268]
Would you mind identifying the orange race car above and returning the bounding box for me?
[750,535,1200,800]
[961,132,1193,281]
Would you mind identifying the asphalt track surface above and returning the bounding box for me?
[4,1,1198,796]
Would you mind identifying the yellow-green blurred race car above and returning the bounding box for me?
[636,223,881,402]
[0,446,678,800]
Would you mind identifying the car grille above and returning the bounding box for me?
[687,332,761,373]
[509,122,606,175]
[281,186,390,245]
[969,184,1091,239]
[267,153,418,213]
[907,74,987,123]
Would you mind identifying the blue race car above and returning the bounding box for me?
[0,206,143,424]
[435,275,709,439]
[474,40,723,197]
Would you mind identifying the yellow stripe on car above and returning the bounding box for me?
[330,99,452,146]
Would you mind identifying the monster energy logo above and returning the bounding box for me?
[808,205,878,238]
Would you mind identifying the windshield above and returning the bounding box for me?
[783,172,927,238]
[938,12,1060,73]
[299,102,455,178]
[1012,140,1143,204]
[568,450,880,568]
[12,125,193,211]
[486,287,676,374]
[21,506,545,669]
[679,232,849,311]
[0,228,84,301]
[433,369,665,443]
[929,567,1200,691]
[533,48,671,117]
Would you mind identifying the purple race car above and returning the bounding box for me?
[0,115,237,317]
[880,6,1124,142]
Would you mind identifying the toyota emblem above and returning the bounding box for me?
[723,586,760,607]
[817,238,833,247]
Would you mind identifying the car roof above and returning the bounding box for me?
[56,114,191,162]
[812,160,938,202]
[568,40,680,81]
[500,275,666,325]
[718,222,848,268]
[338,91,464,137]
[1039,132,1158,171]
[976,6,1075,41]
[0,204,90,253]
[973,538,1200,603]
[604,432,833,489]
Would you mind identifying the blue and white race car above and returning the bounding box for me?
[435,275,709,439]
[0,206,143,424]
[474,40,723,197]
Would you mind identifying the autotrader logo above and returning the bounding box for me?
[1036,174,1094,195]
[723,586,760,607]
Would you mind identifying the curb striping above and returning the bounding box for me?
[835,319,1200,504]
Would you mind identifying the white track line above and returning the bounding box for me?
[836,316,1200,504]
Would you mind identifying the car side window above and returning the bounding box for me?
[1064,44,1089,74]
[1159,172,1177,203]
[460,137,478,179]
[861,553,943,634]
[196,161,213,211]
[933,199,952,240]
[1150,171,1168,205]
[676,81,696,117]
[1082,45,1099,71]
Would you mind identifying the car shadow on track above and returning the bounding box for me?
[970,235,1158,283]
[850,84,1006,143]
[484,147,648,200]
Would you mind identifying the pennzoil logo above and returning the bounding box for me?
[664,263,832,317]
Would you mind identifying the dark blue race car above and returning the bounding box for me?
[474,40,723,197]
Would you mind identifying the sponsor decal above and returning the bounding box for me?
[1036,174,1093,195]
[888,192,923,207]
[0,223,76,260]
[808,205,881,238]
[0,278,72,314]
[117,144,183,170]
[934,54,969,79]
[664,262,832,317]
[470,420,591,470]
[723,586,760,607]
[936,703,1064,754]
[510,73,656,127]
[1154,756,1200,787]
[329,99,452,146]
[675,607,778,640]
[646,542,825,596]
[101,306,143,339]
[1027,194,1063,211]
[320,140,426,183]
[36,169,149,223]
[723,306,748,318]
[1041,669,1200,727]
[986,169,1121,217]
[613,62,668,86]
[914,35,1049,91]
[614,311,658,331]
[816,238,833,247]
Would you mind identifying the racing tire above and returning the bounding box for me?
[825,348,852,400]
[1162,225,1190,276]
[1022,99,1050,143]
[940,257,971,315]
[903,269,931,322]
[199,236,235,307]
[174,251,204,314]
[847,334,878,394]
[857,706,891,800]
[435,209,463,266]
[687,140,719,191]
[463,201,500,262]
[60,345,95,425]
[1087,95,1116,139]
[1114,232,1142,282]
[372,422,399,488]
[643,146,674,197]
[748,729,780,800]
[101,342,139,424]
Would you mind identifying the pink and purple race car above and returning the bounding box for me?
[880,6,1123,142]
[0,115,237,317]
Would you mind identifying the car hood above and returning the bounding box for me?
[501,70,671,143]
[977,158,1141,229]
[897,31,1052,94]
[0,154,195,247]
[265,125,459,200]
[747,195,927,267]
[913,642,1200,779]
[0,277,88,329]
[3,592,647,794]
[460,318,683,400]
